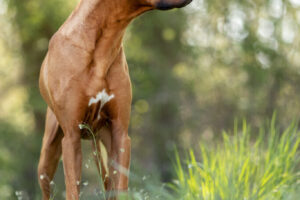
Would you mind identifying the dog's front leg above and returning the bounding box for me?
[61,128,82,200]
[107,120,131,198]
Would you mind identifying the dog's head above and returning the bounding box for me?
[141,0,193,10]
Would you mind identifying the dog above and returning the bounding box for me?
[37,0,192,199]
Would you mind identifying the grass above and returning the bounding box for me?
[171,117,300,200]
[44,116,300,199]
[79,123,107,199]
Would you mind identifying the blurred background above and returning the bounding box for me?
[0,0,300,199]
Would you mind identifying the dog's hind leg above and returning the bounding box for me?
[38,107,63,200]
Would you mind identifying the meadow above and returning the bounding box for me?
[39,117,299,200]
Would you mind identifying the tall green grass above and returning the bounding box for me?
[45,118,299,200]
[171,118,300,200]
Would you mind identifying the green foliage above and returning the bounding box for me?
[172,118,300,200]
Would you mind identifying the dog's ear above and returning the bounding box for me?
[139,0,192,10]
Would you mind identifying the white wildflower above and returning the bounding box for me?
[40,175,45,180]
[83,181,89,186]
[78,124,84,130]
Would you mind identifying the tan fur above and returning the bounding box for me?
[37,0,192,199]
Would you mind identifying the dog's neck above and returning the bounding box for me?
[59,0,151,53]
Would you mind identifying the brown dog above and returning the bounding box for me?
[37,0,192,199]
